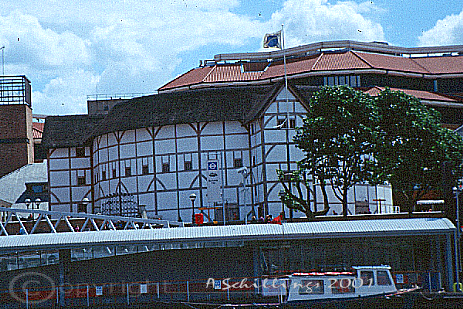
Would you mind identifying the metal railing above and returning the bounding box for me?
[0,207,184,236]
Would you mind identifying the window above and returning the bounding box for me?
[184,161,192,171]
[77,203,87,213]
[377,271,392,285]
[112,169,117,178]
[125,166,132,177]
[76,147,86,158]
[234,158,243,168]
[324,75,360,87]
[331,278,355,294]
[298,280,324,295]
[32,185,43,193]
[277,117,295,128]
[101,171,106,181]
[142,164,149,175]
[162,163,170,173]
[360,271,375,286]
[77,176,86,186]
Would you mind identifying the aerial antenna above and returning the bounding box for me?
[0,46,5,75]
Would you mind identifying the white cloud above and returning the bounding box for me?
[267,0,385,47]
[0,0,388,115]
[418,10,463,46]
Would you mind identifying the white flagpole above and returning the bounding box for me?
[281,24,292,220]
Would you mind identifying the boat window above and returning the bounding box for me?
[377,271,392,285]
[331,278,355,294]
[298,280,324,295]
[360,271,375,286]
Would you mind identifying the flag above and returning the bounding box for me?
[263,31,282,49]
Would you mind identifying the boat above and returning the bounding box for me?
[282,265,406,308]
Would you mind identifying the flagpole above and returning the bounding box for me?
[281,24,292,221]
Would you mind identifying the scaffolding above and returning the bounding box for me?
[0,75,31,107]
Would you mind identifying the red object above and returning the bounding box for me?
[195,213,204,225]
[271,215,282,225]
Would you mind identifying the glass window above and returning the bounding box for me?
[162,163,170,173]
[377,271,392,285]
[184,161,192,171]
[360,271,375,286]
[77,176,86,186]
[76,147,86,158]
[234,158,243,168]
[331,278,355,294]
[142,165,149,175]
[101,171,106,181]
[125,166,132,177]
[298,280,324,295]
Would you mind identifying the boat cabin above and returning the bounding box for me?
[286,266,397,303]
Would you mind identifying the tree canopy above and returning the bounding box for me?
[279,86,463,217]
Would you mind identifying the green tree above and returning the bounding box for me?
[374,88,463,212]
[283,86,380,217]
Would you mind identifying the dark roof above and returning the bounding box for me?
[42,114,105,149]
[90,84,281,137]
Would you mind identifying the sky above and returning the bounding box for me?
[0,0,462,115]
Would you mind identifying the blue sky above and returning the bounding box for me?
[0,0,462,115]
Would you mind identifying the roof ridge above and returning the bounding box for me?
[203,65,216,82]
[409,57,432,74]
[310,52,324,71]
[350,51,374,68]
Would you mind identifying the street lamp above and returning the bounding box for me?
[453,186,462,292]
[238,167,254,224]
[189,193,197,225]
[81,197,90,213]
[25,198,31,210]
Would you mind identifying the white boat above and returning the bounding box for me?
[283,265,399,307]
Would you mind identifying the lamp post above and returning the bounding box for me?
[81,197,89,213]
[453,186,462,292]
[189,193,197,225]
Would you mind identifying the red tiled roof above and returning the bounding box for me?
[160,66,213,90]
[203,64,262,83]
[312,51,370,71]
[364,86,459,102]
[413,56,463,74]
[354,52,429,74]
[159,49,463,91]
[33,122,44,139]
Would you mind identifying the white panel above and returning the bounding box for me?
[51,187,70,202]
[264,129,287,143]
[72,187,90,202]
[201,136,224,151]
[224,121,246,134]
[71,158,90,169]
[156,126,175,139]
[49,158,69,170]
[137,141,153,157]
[120,143,136,158]
[266,145,287,164]
[99,149,108,162]
[176,123,196,137]
[263,115,278,128]
[295,101,307,113]
[121,130,136,143]
[121,178,137,192]
[157,192,178,211]
[225,134,248,150]
[50,171,70,186]
[138,176,154,192]
[155,139,175,154]
[177,137,198,153]
[276,88,295,101]
[265,101,277,113]
[201,122,223,135]
[136,128,152,141]
[107,133,117,146]
[50,148,68,158]
[108,146,118,161]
